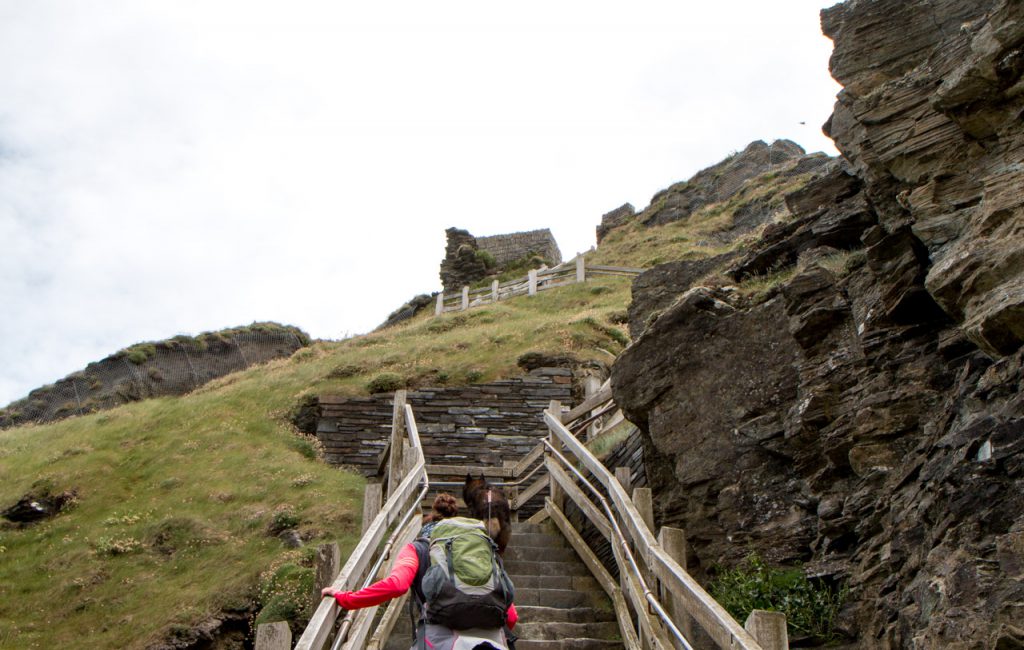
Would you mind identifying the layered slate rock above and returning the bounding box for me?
[823,0,1024,356]
[640,140,824,228]
[614,196,1024,646]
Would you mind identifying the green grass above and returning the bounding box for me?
[0,358,363,649]
[0,276,635,649]
[589,166,816,270]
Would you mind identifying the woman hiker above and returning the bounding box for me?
[322,492,518,650]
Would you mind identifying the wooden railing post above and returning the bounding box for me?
[633,488,654,532]
[547,400,565,511]
[435,292,444,316]
[615,467,632,496]
[362,483,383,535]
[583,375,602,440]
[255,621,291,650]
[491,279,499,303]
[745,610,788,650]
[658,527,695,647]
[314,542,341,600]
[461,286,469,311]
[576,255,586,283]
[387,390,407,499]
[528,269,538,296]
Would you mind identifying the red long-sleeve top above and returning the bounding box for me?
[329,543,518,629]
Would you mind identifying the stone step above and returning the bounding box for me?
[515,606,616,624]
[509,532,568,548]
[511,523,552,535]
[515,621,621,640]
[504,545,577,563]
[511,575,601,592]
[504,559,591,577]
[515,588,606,609]
[515,640,625,650]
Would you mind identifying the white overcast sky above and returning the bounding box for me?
[0,1,841,406]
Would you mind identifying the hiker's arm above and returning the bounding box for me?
[321,544,419,609]
[507,603,518,629]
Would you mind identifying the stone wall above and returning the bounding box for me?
[316,368,572,475]
[476,228,562,268]
[440,227,563,292]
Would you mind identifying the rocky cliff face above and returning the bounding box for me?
[0,324,308,429]
[611,1,1024,647]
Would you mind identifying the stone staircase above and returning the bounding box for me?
[383,521,622,650]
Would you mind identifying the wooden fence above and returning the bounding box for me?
[435,254,645,316]
[279,386,789,650]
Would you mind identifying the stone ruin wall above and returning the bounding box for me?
[315,368,572,476]
[476,228,563,267]
[440,227,564,292]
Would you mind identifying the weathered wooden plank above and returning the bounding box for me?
[545,458,612,539]
[426,464,510,478]
[511,473,547,510]
[525,507,550,524]
[545,411,655,550]
[561,386,614,424]
[610,536,674,650]
[345,515,421,650]
[255,622,291,650]
[295,455,425,650]
[362,483,383,536]
[387,391,407,499]
[545,499,642,650]
[314,542,340,598]
[649,547,763,650]
[744,611,788,650]
[544,410,763,650]
[510,442,545,476]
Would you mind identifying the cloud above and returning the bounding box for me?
[0,0,841,405]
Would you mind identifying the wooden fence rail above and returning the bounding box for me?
[542,405,789,650]
[283,385,787,650]
[435,254,644,316]
[293,391,427,650]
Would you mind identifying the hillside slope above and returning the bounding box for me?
[0,134,828,649]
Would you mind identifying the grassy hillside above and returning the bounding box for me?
[0,147,822,649]
[0,277,634,649]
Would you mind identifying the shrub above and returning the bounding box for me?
[708,554,847,642]
[95,537,142,556]
[366,373,405,394]
[327,363,364,379]
[475,249,497,269]
[146,517,211,555]
[286,434,322,461]
[267,510,300,535]
[608,310,629,325]
[255,562,315,628]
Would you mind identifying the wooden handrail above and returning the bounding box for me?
[296,400,428,650]
[543,409,766,650]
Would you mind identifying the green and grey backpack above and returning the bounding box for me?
[411,517,515,630]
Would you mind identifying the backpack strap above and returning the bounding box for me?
[408,538,431,648]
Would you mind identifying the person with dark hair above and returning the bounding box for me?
[322,492,518,650]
